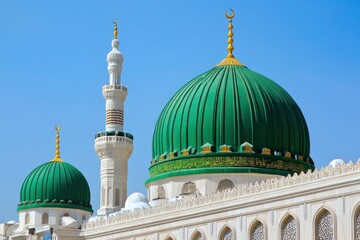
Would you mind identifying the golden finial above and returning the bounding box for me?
[217,9,244,66]
[51,125,63,162]
[113,19,118,39]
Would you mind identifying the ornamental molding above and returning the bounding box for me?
[82,160,360,230]
[95,145,133,160]
[149,155,312,177]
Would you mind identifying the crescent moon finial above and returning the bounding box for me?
[216,9,244,66]
[225,9,235,19]
[113,19,118,39]
[52,124,63,161]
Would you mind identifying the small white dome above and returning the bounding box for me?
[329,158,345,167]
[124,192,150,211]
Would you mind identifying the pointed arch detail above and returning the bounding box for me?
[313,207,336,240]
[279,213,299,240]
[352,201,360,240]
[164,233,176,240]
[190,228,206,240]
[249,219,266,240]
[218,224,234,240]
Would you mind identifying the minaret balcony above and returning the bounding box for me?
[102,85,127,92]
[95,130,133,144]
[102,85,128,101]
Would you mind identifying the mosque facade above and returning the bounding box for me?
[1,12,360,240]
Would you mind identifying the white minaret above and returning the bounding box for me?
[95,21,133,215]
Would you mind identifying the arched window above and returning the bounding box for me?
[315,209,334,240]
[219,226,232,240]
[158,186,166,199]
[281,215,297,240]
[191,230,205,240]
[164,236,174,240]
[250,220,265,240]
[101,187,105,206]
[115,188,120,206]
[42,213,49,224]
[25,213,30,225]
[355,207,360,240]
[181,182,196,195]
[217,179,235,192]
[63,212,69,217]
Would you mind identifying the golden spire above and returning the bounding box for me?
[217,9,244,66]
[51,125,63,162]
[113,19,118,39]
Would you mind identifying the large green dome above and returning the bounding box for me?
[17,159,93,213]
[148,64,314,183]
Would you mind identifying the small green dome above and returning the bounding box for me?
[18,160,93,213]
[148,65,314,183]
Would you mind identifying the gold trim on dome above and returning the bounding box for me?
[202,146,212,153]
[217,57,243,66]
[262,148,271,155]
[182,149,189,156]
[220,145,232,153]
[216,9,244,67]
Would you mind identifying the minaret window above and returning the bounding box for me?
[115,188,120,206]
[42,213,49,224]
[107,187,113,206]
[101,188,105,207]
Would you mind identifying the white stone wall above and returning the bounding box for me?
[147,173,278,201]
[82,161,360,240]
[18,208,91,230]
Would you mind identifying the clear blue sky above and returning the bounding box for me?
[0,1,359,223]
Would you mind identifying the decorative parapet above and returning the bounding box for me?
[82,159,360,230]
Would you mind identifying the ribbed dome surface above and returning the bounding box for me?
[18,160,92,213]
[148,65,314,182]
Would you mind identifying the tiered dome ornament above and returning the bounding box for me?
[148,10,314,184]
[17,126,93,213]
